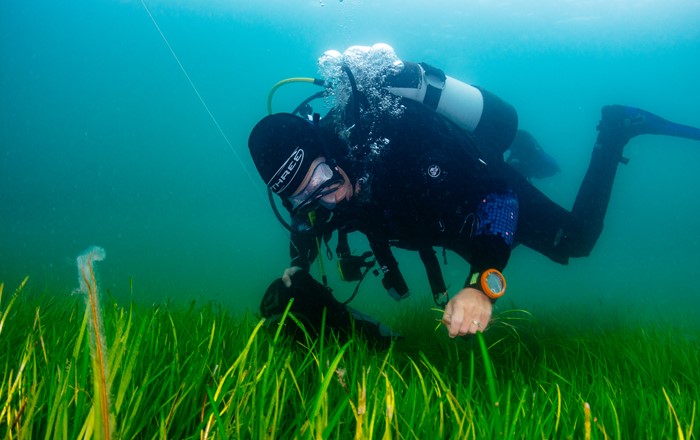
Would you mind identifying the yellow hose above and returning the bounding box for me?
[267,77,318,115]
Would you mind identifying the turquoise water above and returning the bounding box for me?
[1,0,699,324]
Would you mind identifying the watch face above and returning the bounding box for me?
[482,269,506,298]
[486,273,504,293]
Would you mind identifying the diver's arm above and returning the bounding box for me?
[442,236,510,337]
[282,214,320,287]
[290,233,317,273]
[443,189,517,337]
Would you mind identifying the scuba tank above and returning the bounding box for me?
[317,43,518,158]
[384,60,519,158]
[385,61,484,132]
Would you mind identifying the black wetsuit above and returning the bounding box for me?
[292,99,518,288]
[290,97,626,286]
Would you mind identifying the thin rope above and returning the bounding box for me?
[139,0,263,197]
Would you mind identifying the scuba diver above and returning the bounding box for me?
[248,44,700,343]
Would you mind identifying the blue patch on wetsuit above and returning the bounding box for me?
[475,190,518,247]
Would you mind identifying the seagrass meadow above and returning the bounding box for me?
[3,1,700,439]
[1,276,697,439]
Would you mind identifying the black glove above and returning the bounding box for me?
[337,251,375,282]
[261,271,351,330]
[260,270,398,347]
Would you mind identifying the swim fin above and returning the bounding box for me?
[600,105,700,142]
[505,130,561,179]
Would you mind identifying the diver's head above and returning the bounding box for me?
[248,113,353,215]
[249,113,322,198]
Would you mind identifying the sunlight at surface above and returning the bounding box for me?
[141,0,700,49]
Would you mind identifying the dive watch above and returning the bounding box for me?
[468,269,506,299]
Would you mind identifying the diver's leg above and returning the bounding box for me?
[569,105,700,255]
[505,130,561,179]
[567,106,629,255]
[496,164,581,264]
[502,106,700,262]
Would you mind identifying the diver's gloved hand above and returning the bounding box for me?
[380,266,410,301]
[262,270,349,326]
[338,251,375,282]
[261,271,399,348]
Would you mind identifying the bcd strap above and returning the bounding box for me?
[324,232,333,260]
[419,62,446,110]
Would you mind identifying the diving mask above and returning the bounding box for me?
[288,161,344,215]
